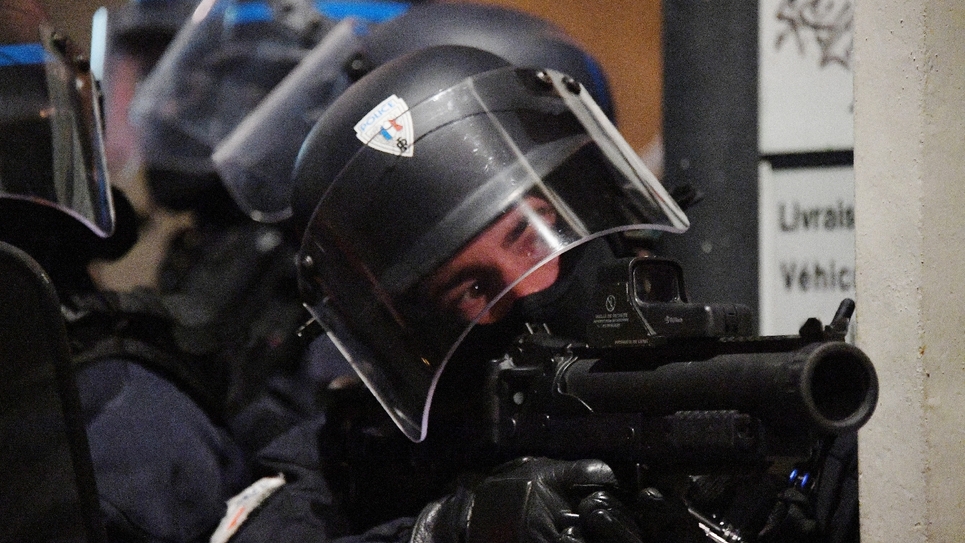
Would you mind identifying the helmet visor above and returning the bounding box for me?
[0,29,114,237]
[129,0,329,176]
[212,18,360,223]
[300,67,689,442]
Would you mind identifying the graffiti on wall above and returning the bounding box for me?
[774,0,853,70]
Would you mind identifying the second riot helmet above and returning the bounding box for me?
[128,0,338,210]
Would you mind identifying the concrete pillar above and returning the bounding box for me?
[854,0,965,539]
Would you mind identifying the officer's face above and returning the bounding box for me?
[423,196,561,324]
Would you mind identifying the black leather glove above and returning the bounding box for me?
[572,491,644,543]
[410,457,643,543]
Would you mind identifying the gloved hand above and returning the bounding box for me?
[569,491,644,543]
[410,457,644,543]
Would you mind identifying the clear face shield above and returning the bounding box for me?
[298,67,689,442]
[128,0,331,177]
[0,27,114,238]
[212,17,361,223]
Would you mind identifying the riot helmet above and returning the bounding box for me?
[128,0,338,211]
[0,12,113,238]
[210,15,364,222]
[215,1,613,223]
[0,0,140,288]
[293,45,689,442]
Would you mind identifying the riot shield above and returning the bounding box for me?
[0,241,106,542]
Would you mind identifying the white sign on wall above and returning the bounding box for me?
[758,0,854,154]
[758,162,855,335]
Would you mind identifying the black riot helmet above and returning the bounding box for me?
[128,0,340,212]
[216,1,614,223]
[293,45,689,442]
[0,0,137,288]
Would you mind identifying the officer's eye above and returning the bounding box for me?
[448,274,501,321]
[457,281,486,302]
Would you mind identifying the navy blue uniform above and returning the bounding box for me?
[62,289,253,542]
[76,358,251,542]
[211,412,417,543]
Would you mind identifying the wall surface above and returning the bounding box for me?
[854,0,965,539]
[465,0,663,153]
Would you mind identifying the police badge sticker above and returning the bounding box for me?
[354,94,414,157]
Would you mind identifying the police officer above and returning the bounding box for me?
[208,3,621,452]
[0,2,251,540]
[290,41,688,440]
[214,42,686,542]
[124,0,356,454]
[202,4,654,535]
[286,41,862,543]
